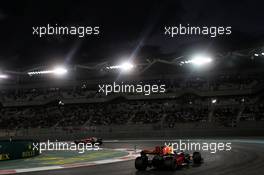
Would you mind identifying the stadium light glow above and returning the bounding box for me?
[0,74,8,79]
[27,66,68,76]
[53,67,68,75]
[27,70,53,76]
[254,53,259,57]
[106,62,134,72]
[120,62,134,71]
[180,54,213,66]
[211,99,217,104]
[261,52,264,56]
[189,55,212,66]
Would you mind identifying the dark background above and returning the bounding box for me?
[0,0,263,69]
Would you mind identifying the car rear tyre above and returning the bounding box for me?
[193,152,202,164]
[135,157,148,171]
[164,157,176,170]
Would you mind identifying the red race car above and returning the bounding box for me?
[135,146,202,171]
[74,137,103,145]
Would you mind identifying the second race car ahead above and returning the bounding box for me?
[74,137,103,145]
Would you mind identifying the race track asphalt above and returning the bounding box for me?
[19,139,264,175]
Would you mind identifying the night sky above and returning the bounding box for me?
[0,0,264,69]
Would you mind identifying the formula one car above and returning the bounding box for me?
[135,146,202,171]
[74,137,103,145]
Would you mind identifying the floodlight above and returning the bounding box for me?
[53,67,68,75]
[0,74,8,79]
[254,53,259,57]
[120,62,134,71]
[27,66,68,76]
[190,55,212,66]
[27,70,52,76]
[58,100,64,105]
[211,99,217,104]
[261,53,264,56]
[106,61,135,72]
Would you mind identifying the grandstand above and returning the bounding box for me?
[0,47,264,139]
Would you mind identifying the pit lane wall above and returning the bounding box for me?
[1,121,264,141]
[0,140,39,161]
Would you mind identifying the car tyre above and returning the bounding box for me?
[135,156,148,171]
[193,152,202,164]
[164,157,176,170]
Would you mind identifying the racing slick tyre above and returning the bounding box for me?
[193,152,202,164]
[164,157,176,170]
[135,156,148,171]
[152,155,164,169]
